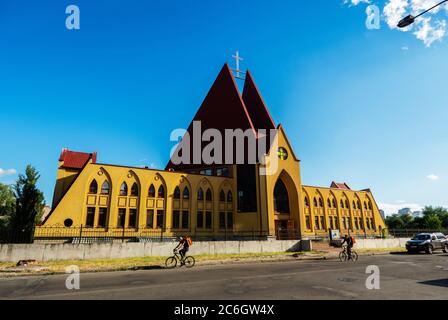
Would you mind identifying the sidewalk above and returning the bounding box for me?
[0,248,405,278]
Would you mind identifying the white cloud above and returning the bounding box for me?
[344,0,370,6]
[379,201,423,215]
[0,168,17,178]
[384,0,410,29]
[412,0,444,14]
[414,17,446,46]
[346,0,448,46]
[426,173,440,180]
[383,0,447,46]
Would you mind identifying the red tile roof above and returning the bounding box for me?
[330,181,351,190]
[59,148,96,169]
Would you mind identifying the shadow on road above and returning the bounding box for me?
[418,279,448,288]
[128,265,164,271]
[389,252,412,255]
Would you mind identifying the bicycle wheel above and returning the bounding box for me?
[184,256,195,268]
[339,251,347,262]
[350,251,358,262]
[165,256,178,269]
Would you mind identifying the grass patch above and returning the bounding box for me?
[0,252,303,274]
[356,247,406,254]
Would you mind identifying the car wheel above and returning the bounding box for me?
[425,245,433,254]
[443,244,448,254]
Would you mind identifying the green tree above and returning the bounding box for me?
[409,216,424,229]
[0,183,15,242]
[385,215,405,229]
[422,206,448,229]
[401,214,413,228]
[10,165,45,243]
[422,214,442,230]
[0,183,15,217]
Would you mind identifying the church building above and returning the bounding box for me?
[37,64,386,241]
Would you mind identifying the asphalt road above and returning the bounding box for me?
[1,253,447,300]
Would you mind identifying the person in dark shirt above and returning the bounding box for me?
[341,234,354,260]
[174,236,190,264]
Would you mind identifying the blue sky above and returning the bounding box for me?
[0,1,447,215]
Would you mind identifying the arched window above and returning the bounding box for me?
[313,197,318,207]
[131,183,139,196]
[345,199,349,208]
[327,199,331,208]
[206,189,212,201]
[148,184,156,198]
[304,197,310,207]
[364,201,367,210]
[183,187,190,200]
[332,198,337,208]
[340,199,344,208]
[120,182,128,196]
[357,200,361,209]
[101,181,110,195]
[158,185,165,198]
[274,179,290,214]
[197,188,204,201]
[220,190,225,202]
[352,201,356,209]
[227,191,233,202]
[368,201,372,210]
[89,180,98,194]
[174,187,181,199]
[319,198,324,207]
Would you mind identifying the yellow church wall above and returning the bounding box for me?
[261,125,305,237]
[301,185,386,237]
[40,133,385,241]
[40,161,238,238]
[51,164,80,208]
[40,143,386,241]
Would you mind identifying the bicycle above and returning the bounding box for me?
[339,245,358,262]
[165,250,196,269]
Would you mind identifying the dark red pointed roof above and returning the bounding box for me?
[166,64,258,170]
[188,63,256,134]
[166,64,277,171]
[59,148,96,169]
[242,71,276,131]
[330,181,351,190]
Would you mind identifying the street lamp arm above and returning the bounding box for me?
[414,0,448,20]
[397,0,448,28]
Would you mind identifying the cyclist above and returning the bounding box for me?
[174,236,190,265]
[341,234,354,260]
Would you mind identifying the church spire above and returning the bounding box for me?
[165,64,256,170]
[242,70,276,131]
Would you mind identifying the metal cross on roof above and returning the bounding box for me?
[232,51,245,80]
